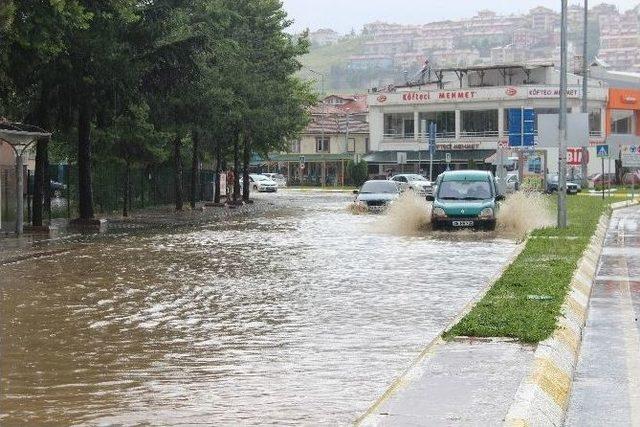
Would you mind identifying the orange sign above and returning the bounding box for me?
[609,88,640,110]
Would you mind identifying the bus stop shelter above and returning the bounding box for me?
[0,122,51,235]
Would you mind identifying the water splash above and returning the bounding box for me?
[374,192,431,235]
[496,191,554,238]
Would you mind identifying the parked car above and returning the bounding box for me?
[588,173,616,188]
[240,174,278,193]
[353,180,402,212]
[495,173,520,194]
[623,171,640,185]
[546,175,580,195]
[262,173,287,188]
[50,180,67,196]
[427,170,504,231]
[390,174,434,196]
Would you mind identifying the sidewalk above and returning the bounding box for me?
[566,206,640,426]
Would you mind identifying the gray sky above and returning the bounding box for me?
[282,0,640,33]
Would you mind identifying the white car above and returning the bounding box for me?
[390,174,434,196]
[241,174,278,193]
[262,173,287,188]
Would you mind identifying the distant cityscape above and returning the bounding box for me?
[303,3,640,90]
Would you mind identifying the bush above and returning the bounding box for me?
[347,160,368,187]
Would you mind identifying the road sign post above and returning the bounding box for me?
[445,152,451,171]
[429,122,437,181]
[597,145,609,200]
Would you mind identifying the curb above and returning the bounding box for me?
[355,241,527,426]
[504,200,637,427]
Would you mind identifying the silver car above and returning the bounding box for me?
[262,173,287,188]
[390,174,434,196]
[354,180,402,212]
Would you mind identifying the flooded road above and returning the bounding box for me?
[1,191,516,426]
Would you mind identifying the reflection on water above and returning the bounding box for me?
[0,191,516,425]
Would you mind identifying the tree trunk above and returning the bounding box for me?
[32,136,49,226]
[242,133,251,202]
[190,129,199,210]
[123,161,130,217]
[214,142,221,204]
[173,135,184,211]
[78,100,94,220]
[233,135,241,204]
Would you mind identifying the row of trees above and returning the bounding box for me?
[0,0,314,222]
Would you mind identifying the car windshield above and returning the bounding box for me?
[251,175,268,181]
[360,181,399,194]
[438,180,493,200]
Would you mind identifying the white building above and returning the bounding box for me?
[365,63,608,177]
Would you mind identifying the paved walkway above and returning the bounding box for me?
[360,338,535,426]
[566,206,640,426]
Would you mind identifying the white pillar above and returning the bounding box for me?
[600,107,606,138]
[498,107,505,140]
[15,152,23,235]
[413,110,420,141]
[455,109,462,140]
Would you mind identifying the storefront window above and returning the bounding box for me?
[610,110,633,134]
[461,110,498,135]
[384,113,414,138]
[418,111,455,137]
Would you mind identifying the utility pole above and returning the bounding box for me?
[559,0,569,228]
[581,0,589,189]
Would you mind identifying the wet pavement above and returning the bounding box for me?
[566,206,640,426]
[362,338,535,427]
[1,190,517,425]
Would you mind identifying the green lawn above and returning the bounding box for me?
[444,196,610,343]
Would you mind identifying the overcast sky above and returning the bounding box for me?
[282,0,640,33]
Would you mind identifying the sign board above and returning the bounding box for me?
[537,113,589,148]
[299,156,305,170]
[445,153,452,164]
[508,108,535,148]
[567,147,585,166]
[397,152,408,165]
[596,144,609,158]
[621,145,640,167]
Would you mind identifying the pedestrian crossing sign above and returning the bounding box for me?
[597,144,609,158]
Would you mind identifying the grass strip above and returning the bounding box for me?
[444,196,610,343]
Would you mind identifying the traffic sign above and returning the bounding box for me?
[445,153,452,164]
[299,155,305,170]
[508,108,536,148]
[596,144,609,158]
[397,152,408,165]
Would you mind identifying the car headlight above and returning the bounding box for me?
[433,207,447,218]
[479,208,494,219]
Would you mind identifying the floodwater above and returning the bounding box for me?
[1,191,517,426]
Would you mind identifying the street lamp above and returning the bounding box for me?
[559,0,569,228]
[0,122,51,235]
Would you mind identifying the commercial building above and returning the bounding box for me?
[364,63,608,177]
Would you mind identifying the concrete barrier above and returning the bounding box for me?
[504,201,637,427]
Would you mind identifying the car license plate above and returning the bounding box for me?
[452,221,474,227]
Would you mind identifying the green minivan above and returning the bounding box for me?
[426,170,504,231]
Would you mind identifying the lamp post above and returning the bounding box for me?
[0,124,51,235]
[581,0,589,188]
[306,67,328,186]
[559,0,569,228]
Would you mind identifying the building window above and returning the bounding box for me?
[461,110,498,136]
[365,137,370,152]
[316,137,330,153]
[589,108,602,134]
[418,111,455,137]
[290,140,301,153]
[610,110,633,134]
[347,138,356,152]
[384,113,414,138]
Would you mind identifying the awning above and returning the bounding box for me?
[363,150,495,164]
[253,153,357,165]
